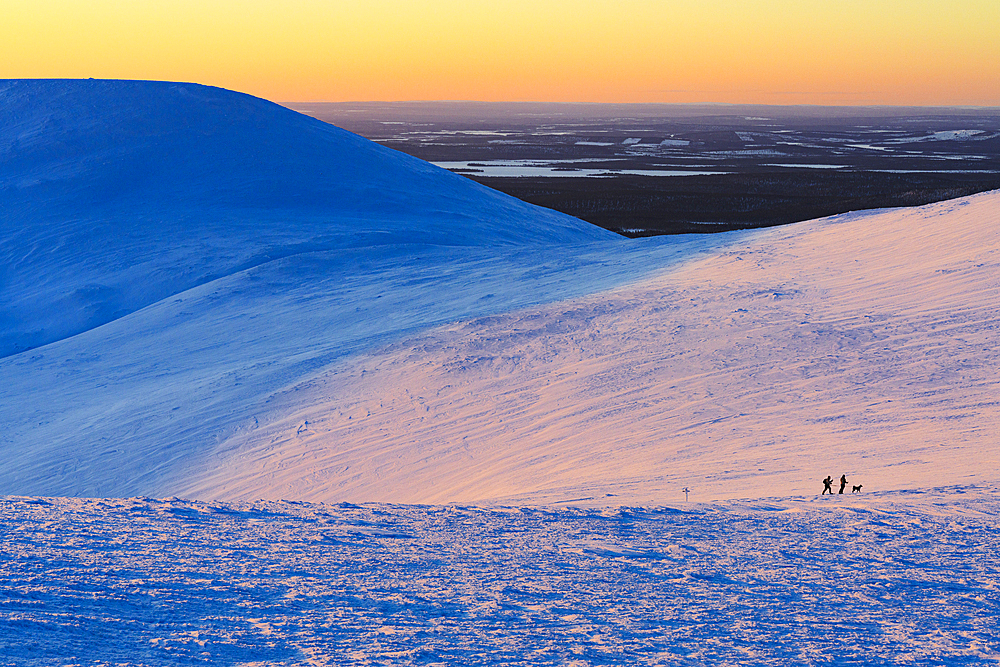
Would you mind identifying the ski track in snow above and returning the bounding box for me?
[2,489,999,666]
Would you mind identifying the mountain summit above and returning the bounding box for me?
[1,79,611,357]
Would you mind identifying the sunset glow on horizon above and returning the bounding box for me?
[3,0,999,107]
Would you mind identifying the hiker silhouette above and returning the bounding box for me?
[822,476,833,494]
[839,474,848,494]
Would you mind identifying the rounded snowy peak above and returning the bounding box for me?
[1,80,612,357]
[1,79,608,246]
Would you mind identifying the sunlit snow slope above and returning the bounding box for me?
[189,193,1000,504]
[0,79,692,498]
[2,80,998,503]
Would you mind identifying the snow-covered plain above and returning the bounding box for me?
[3,80,1000,663]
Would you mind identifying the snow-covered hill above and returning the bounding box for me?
[2,80,998,504]
[187,192,1000,504]
[0,79,612,358]
[0,79,695,498]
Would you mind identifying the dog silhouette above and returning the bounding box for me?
[852,484,863,493]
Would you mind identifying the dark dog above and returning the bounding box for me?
[852,485,863,493]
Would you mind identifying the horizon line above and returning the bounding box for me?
[7,79,997,111]
[284,99,1000,111]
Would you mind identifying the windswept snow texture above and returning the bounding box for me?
[0,79,679,498]
[4,83,1000,664]
[2,80,1000,505]
[2,489,999,665]
[188,192,1000,505]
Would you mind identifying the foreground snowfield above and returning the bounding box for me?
[3,488,999,665]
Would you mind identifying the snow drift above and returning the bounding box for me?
[2,80,998,503]
[5,489,999,665]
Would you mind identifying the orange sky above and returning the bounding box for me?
[3,0,998,106]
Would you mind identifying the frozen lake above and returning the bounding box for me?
[432,160,727,178]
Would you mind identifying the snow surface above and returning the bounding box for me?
[174,192,1000,505]
[885,130,988,144]
[4,79,1000,665]
[2,488,999,665]
[433,161,726,177]
[0,79,611,359]
[0,80,715,499]
[2,80,1000,505]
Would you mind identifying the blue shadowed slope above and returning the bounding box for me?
[0,79,613,357]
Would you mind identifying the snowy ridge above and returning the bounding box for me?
[0,79,611,358]
[2,80,999,506]
[0,80,693,498]
[187,192,1000,505]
